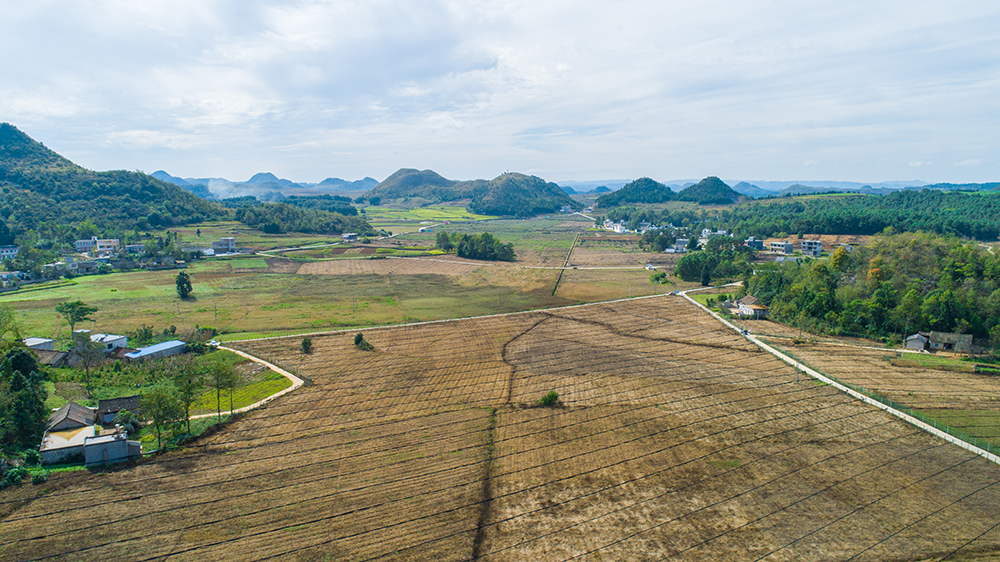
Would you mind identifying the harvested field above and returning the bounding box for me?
[297,256,490,276]
[3,296,999,561]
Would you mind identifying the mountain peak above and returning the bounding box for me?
[0,123,73,171]
[246,172,281,184]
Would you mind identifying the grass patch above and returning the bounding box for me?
[918,409,1000,449]
[189,375,292,416]
[707,458,742,470]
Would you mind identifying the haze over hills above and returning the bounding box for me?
[0,123,226,232]
[153,170,378,201]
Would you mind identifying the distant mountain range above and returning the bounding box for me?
[152,170,378,201]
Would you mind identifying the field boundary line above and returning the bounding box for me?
[188,347,305,419]
[222,290,671,343]
[680,289,1000,466]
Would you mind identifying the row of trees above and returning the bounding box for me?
[435,232,516,261]
[746,233,1000,345]
[232,202,373,235]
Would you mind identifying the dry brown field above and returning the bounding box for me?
[297,255,492,276]
[2,297,999,561]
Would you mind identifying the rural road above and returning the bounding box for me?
[679,287,1000,466]
[189,346,305,420]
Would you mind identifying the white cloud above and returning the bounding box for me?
[1,0,999,182]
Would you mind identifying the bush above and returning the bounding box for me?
[539,390,559,407]
[23,450,39,466]
[301,338,313,354]
[354,333,374,351]
[1,466,29,489]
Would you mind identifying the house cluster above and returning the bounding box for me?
[904,331,975,354]
[24,330,188,368]
[721,295,769,319]
[40,397,142,465]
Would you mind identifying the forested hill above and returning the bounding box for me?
[0,123,226,233]
[365,168,485,202]
[595,177,673,208]
[717,190,1000,240]
[468,173,580,217]
[675,176,742,204]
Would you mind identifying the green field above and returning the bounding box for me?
[362,204,495,223]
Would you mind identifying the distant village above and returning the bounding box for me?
[0,235,249,290]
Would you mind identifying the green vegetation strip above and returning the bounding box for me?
[189,375,292,416]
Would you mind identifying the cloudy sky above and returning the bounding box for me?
[2,1,998,184]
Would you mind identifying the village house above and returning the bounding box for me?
[737,295,769,319]
[89,333,129,353]
[211,237,236,254]
[769,241,794,254]
[745,236,764,250]
[74,236,120,254]
[40,402,97,464]
[905,331,973,354]
[23,337,55,351]
[0,245,18,260]
[96,395,141,425]
[342,233,359,242]
[800,239,823,257]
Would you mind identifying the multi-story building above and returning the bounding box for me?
[769,241,793,254]
[800,239,823,257]
[75,237,120,254]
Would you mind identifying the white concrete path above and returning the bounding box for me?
[189,346,305,420]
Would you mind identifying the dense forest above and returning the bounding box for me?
[436,231,516,261]
[595,177,673,207]
[746,233,1000,344]
[232,202,372,235]
[467,173,580,217]
[716,190,1000,241]
[221,194,358,216]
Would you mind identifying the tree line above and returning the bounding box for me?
[435,231,516,261]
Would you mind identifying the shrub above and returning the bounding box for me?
[539,390,559,407]
[301,338,313,354]
[23,450,39,466]
[1,466,29,489]
[354,333,373,351]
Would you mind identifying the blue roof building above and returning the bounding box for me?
[123,340,187,362]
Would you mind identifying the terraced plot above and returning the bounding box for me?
[2,296,998,561]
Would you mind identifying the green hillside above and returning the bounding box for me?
[675,176,742,204]
[366,168,486,202]
[0,123,227,234]
[595,177,673,208]
[468,173,580,217]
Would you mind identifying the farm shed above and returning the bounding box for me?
[97,395,141,424]
[23,337,55,351]
[124,340,187,362]
[84,433,141,466]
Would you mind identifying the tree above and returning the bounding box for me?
[172,361,204,435]
[142,383,184,450]
[208,363,240,422]
[55,300,97,336]
[435,232,454,252]
[73,334,104,397]
[0,347,48,450]
[176,271,193,299]
[686,237,700,251]
[354,333,373,351]
[301,338,312,354]
[701,265,712,287]
[0,304,22,341]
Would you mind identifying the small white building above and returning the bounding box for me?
[342,233,359,242]
[24,337,56,351]
[90,333,128,353]
[0,246,18,260]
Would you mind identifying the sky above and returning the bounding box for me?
[2,0,999,185]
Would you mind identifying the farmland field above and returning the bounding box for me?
[3,296,998,561]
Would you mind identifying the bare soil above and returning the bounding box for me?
[2,297,998,561]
